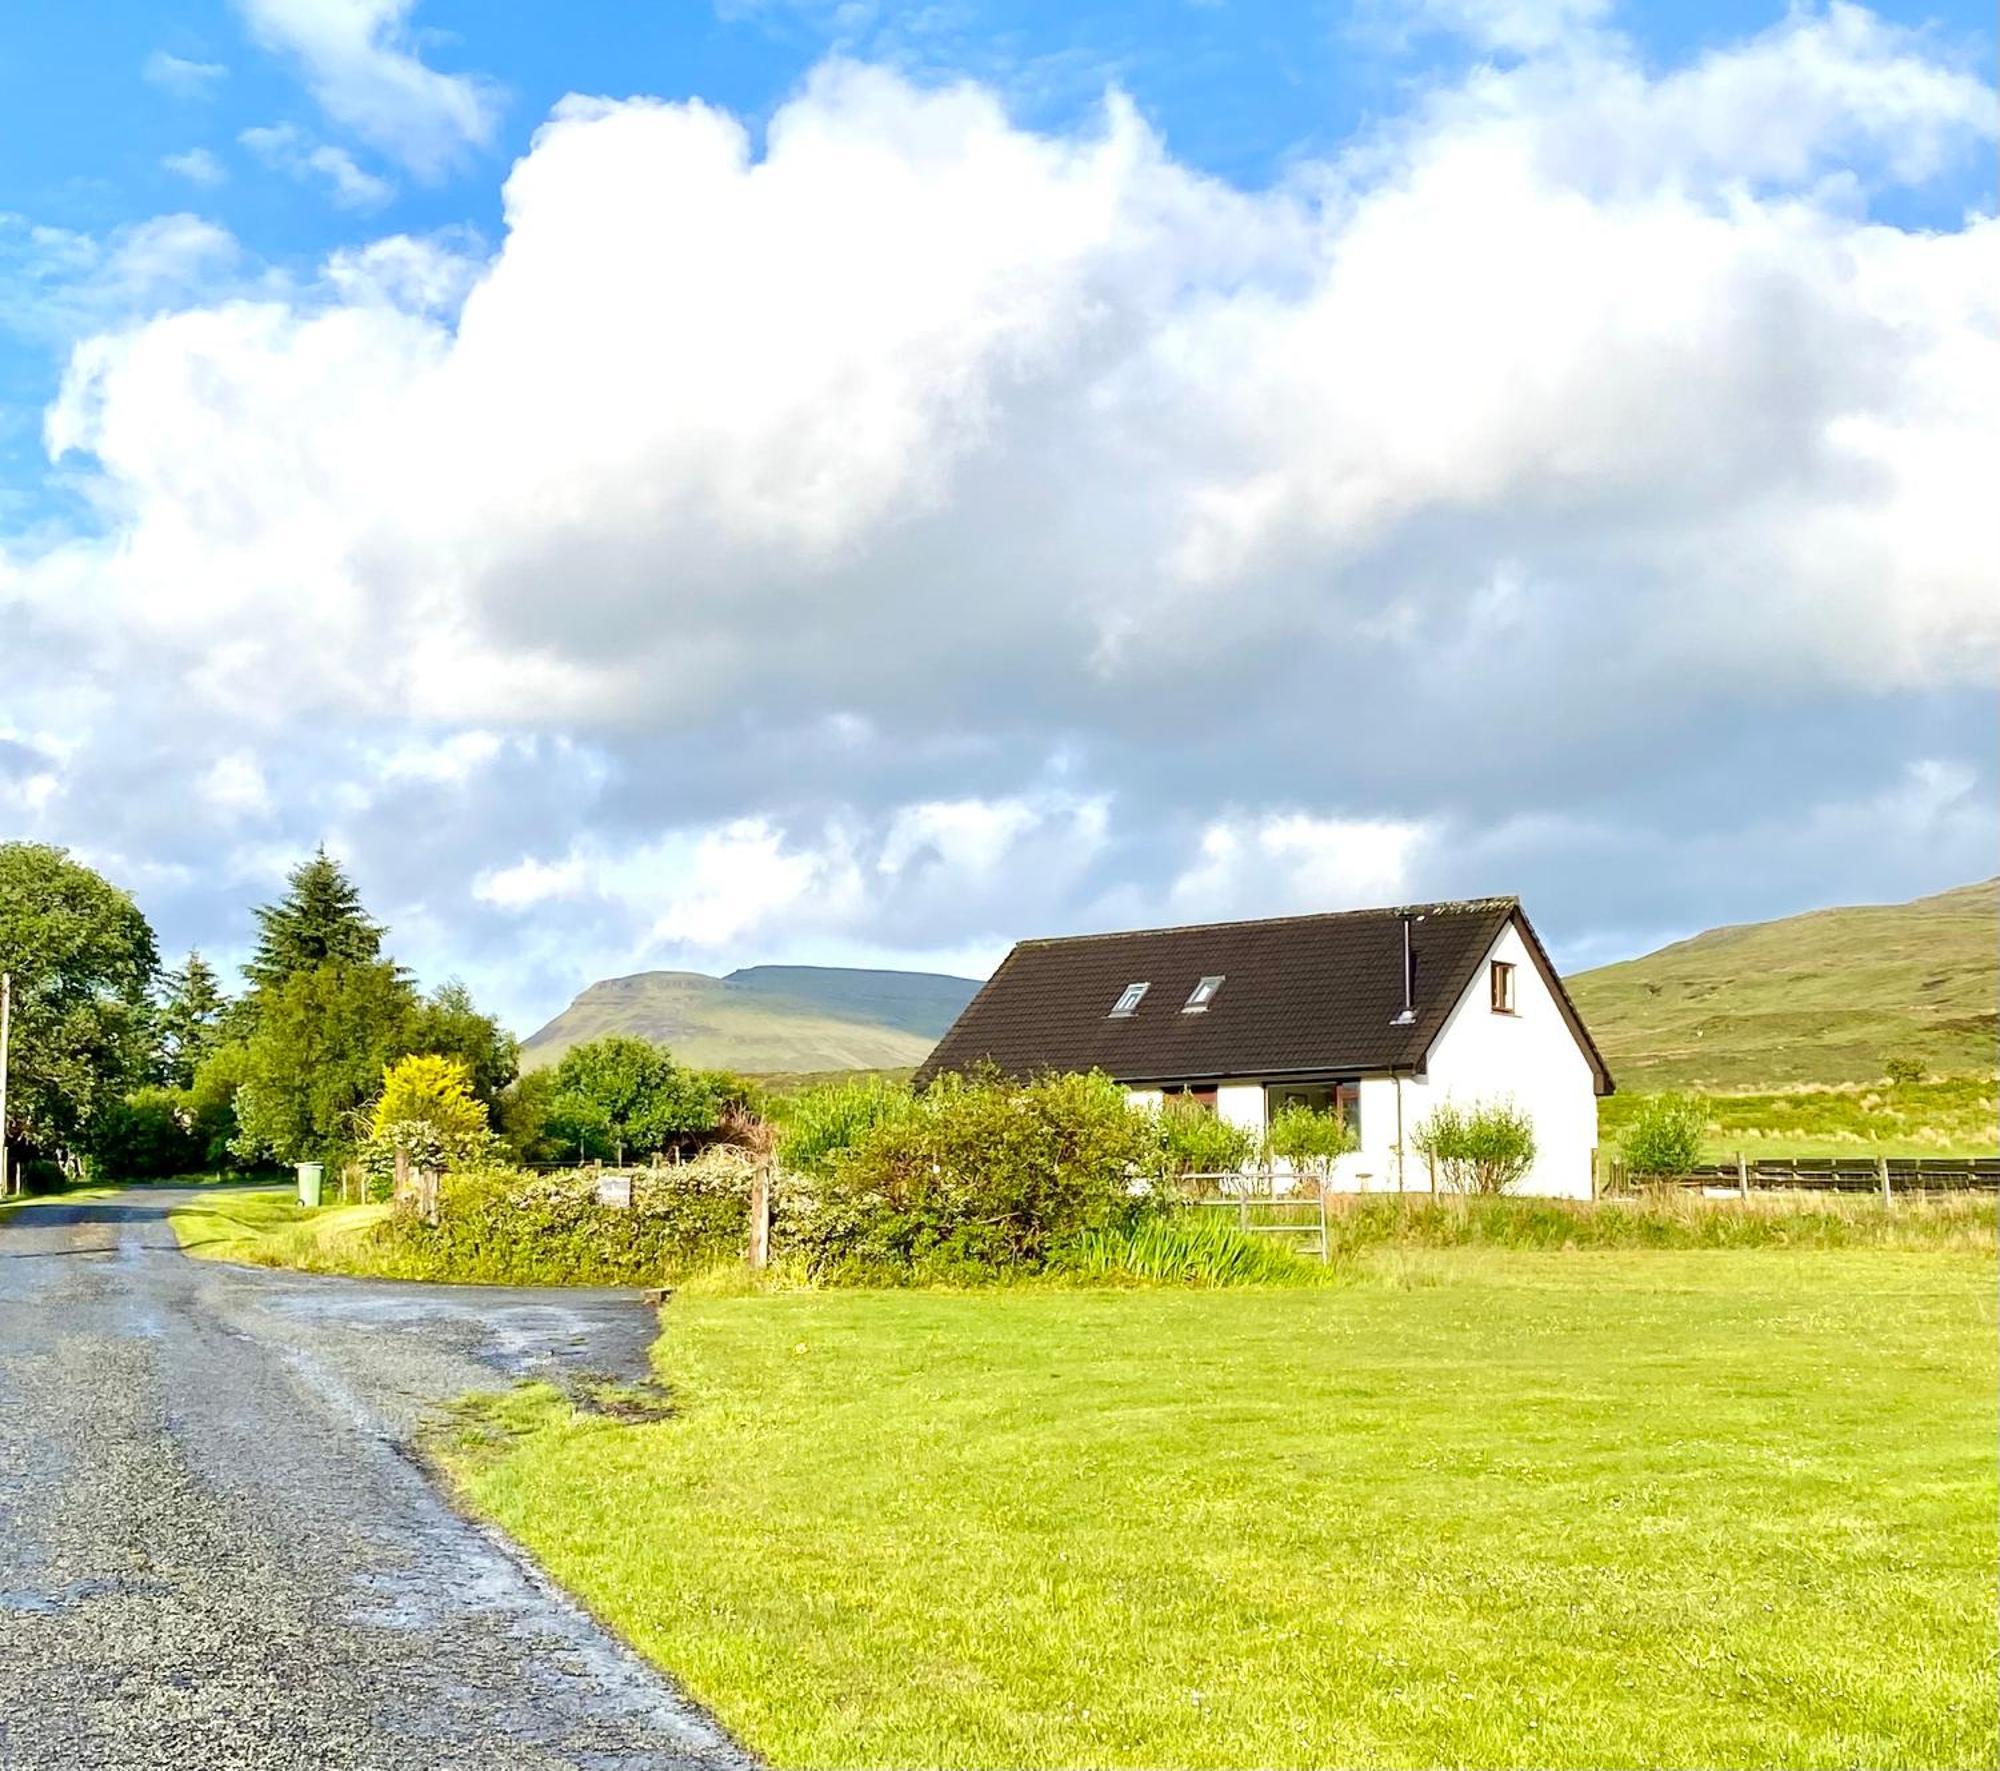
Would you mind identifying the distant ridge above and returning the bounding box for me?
[1565,879,1997,1089]
[520,964,981,1074]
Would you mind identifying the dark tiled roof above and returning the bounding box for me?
[916,898,1611,1091]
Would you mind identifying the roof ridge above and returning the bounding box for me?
[1012,896,1519,948]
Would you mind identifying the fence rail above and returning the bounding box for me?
[1654,1156,1999,1195]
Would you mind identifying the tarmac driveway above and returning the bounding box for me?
[0,1188,751,1770]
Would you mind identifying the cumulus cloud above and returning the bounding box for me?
[1169,814,1434,922]
[236,0,501,177]
[5,8,1996,1024]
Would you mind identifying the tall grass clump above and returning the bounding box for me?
[1053,1209,1329,1286]
[1319,1192,1997,1255]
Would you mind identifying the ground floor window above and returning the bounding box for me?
[1160,1084,1219,1112]
[1264,1080,1361,1142]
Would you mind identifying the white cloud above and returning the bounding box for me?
[162,148,229,187]
[373,730,502,783]
[144,52,228,98]
[473,853,588,909]
[5,13,1996,1023]
[236,0,501,177]
[199,752,273,819]
[241,123,396,208]
[1169,813,1434,921]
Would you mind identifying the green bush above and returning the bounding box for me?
[1621,1093,1709,1179]
[373,1154,755,1285]
[773,1074,914,1178]
[1155,1096,1257,1183]
[789,1068,1161,1280]
[1412,1099,1537,1194]
[89,1084,237,1179]
[1264,1102,1357,1189]
[1883,1053,1926,1086]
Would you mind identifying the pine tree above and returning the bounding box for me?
[157,949,229,1088]
[242,848,386,994]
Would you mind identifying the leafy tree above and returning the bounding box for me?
[1412,1099,1537,1195]
[241,848,386,995]
[229,960,418,1164]
[1156,1095,1258,1184]
[1263,1102,1357,1193]
[544,1036,728,1164]
[89,1085,236,1180]
[493,1067,562,1164]
[1620,1093,1707,1180]
[0,842,159,1174]
[1882,1054,1926,1086]
[156,948,228,1088]
[369,1053,492,1149]
[408,980,518,1106]
[361,1053,500,1185]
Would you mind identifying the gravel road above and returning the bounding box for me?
[0,1189,754,1771]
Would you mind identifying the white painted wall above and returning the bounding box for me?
[1394,920,1599,1198]
[1123,921,1599,1198]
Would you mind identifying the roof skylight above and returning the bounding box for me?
[1109,981,1150,1018]
[1183,975,1225,1013]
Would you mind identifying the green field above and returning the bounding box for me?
[1567,880,1995,1090]
[1598,1076,1997,1161]
[442,1249,1998,1769]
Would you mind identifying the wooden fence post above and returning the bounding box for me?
[1879,1156,1891,1207]
[1736,1152,1749,1201]
[748,1160,771,1271]
[392,1145,411,1208]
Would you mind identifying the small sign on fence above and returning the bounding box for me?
[596,1173,634,1210]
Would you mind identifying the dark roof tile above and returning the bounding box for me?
[916,897,1610,1091]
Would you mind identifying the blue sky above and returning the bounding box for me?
[1,0,1993,1030]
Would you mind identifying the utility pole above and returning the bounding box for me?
[1,971,12,1199]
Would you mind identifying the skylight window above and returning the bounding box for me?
[1109,982,1150,1018]
[1183,975,1225,1013]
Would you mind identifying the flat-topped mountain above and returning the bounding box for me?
[519,964,981,1074]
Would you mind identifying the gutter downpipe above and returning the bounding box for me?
[1394,1067,1406,1194]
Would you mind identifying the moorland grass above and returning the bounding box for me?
[443,1248,1997,1769]
[1598,1076,1997,1162]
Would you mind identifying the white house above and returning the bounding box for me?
[914,897,1612,1198]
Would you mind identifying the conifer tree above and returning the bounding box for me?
[157,948,228,1088]
[242,848,385,994]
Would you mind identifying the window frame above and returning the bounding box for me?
[1109,981,1150,1018]
[1490,959,1517,1015]
[1182,974,1225,1014]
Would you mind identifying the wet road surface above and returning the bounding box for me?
[0,1189,752,1770]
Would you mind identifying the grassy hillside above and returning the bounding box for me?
[520,967,977,1074]
[1568,879,1996,1091]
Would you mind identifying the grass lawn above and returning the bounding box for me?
[167,1187,392,1266]
[443,1250,1997,1770]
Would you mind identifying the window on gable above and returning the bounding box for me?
[1109,981,1150,1018]
[1183,974,1225,1013]
[1490,959,1517,1014]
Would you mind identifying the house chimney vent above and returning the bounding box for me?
[1391,912,1420,1025]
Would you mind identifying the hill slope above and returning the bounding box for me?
[1567,879,1996,1090]
[520,966,980,1075]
